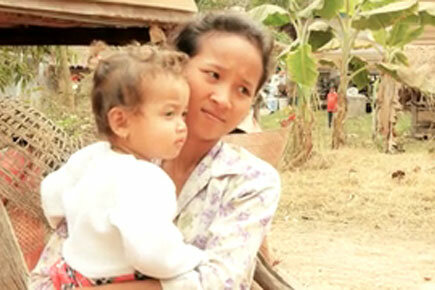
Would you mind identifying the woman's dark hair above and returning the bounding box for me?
[174,12,274,93]
[91,47,188,136]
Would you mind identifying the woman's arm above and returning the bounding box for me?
[161,164,281,289]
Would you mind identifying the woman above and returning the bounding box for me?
[30,12,280,290]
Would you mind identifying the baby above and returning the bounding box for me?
[41,48,204,289]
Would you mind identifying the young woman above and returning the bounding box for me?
[30,12,280,290]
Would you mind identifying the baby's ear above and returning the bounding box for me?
[107,107,130,139]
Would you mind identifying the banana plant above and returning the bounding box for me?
[0,46,51,93]
[366,1,435,153]
[313,0,434,152]
[324,0,420,149]
[248,0,338,167]
[0,46,76,110]
[250,0,433,156]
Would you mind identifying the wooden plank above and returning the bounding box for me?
[0,0,195,27]
[0,202,29,290]
[254,253,295,290]
[91,0,197,12]
[416,110,435,123]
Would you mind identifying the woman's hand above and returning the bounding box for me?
[78,279,162,290]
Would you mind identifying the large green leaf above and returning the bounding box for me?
[248,4,291,26]
[286,44,319,87]
[360,0,397,11]
[308,20,334,51]
[315,0,344,19]
[340,0,364,16]
[419,2,435,26]
[309,30,334,51]
[317,38,372,51]
[352,0,418,30]
[387,23,424,47]
[371,29,387,46]
[376,62,435,94]
[297,0,324,18]
[391,50,409,66]
[248,0,290,10]
[349,55,370,89]
[318,58,339,69]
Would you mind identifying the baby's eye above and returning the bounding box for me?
[165,111,174,117]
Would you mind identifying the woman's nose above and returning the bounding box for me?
[210,86,231,109]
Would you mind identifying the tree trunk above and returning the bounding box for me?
[332,77,348,149]
[58,46,74,110]
[376,74,401,153]
[282,116,313,168]
[282,85,314,169]
[0,202,29,290]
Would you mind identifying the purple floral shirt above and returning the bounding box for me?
[30,141,281,290]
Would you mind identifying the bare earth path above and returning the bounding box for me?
[269,148,435,289]
[270,221,435,290]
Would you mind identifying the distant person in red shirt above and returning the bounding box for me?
[326,86,338,128]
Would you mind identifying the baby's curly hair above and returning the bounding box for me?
[91,46,188,137]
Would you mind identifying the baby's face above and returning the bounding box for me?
[125,75,189,160]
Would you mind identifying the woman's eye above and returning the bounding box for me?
[182,111,188,118]
[165,111,174,117]
[239,86,251,96]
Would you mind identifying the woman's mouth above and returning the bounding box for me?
[201,108,225,123]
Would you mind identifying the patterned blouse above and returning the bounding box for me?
[30,141,281,290]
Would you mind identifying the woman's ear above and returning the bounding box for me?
[107,107,130,139]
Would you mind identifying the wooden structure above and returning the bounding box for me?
[0,0,198,45]
[404,40,435,140]
[412,107,435,139]
[401,87,435,139]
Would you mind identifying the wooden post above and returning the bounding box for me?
[253,253,295,290]
[0,202,29,290]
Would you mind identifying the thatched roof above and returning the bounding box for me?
[0,0,197,27]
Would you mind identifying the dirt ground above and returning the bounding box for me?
[269,147,435,290]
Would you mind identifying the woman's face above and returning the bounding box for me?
[183,32,263,142]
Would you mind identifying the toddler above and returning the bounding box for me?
[41,48,204,289]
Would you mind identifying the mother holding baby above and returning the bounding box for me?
[31,11,280,290]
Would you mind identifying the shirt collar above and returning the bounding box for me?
[175,141,247,215]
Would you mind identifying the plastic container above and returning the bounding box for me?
[278,98,289,110]
[265,98,278,112]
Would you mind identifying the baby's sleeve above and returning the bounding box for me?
[40,146,91,229]
[40,164,70,229]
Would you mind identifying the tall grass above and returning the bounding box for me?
[260,109,433,153]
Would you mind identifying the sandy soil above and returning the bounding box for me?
[269,148,435,290]
[270,221,435,290]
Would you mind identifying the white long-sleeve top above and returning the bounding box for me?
[41,141,204,279]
